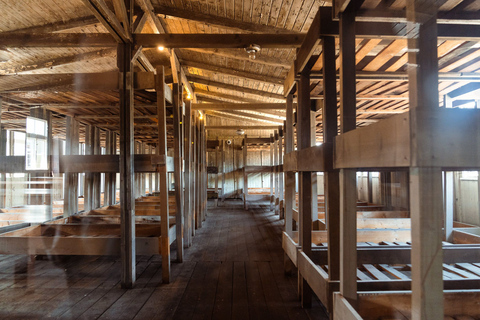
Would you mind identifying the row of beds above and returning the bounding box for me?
[283,195,480,319]
[0,194,176,259]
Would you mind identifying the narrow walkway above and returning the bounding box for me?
[0,200,329,319]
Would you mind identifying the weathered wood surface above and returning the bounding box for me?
[0,200,328,319]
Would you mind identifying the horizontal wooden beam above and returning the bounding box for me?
[205,126,279,130]
[188,75,284,100]
[193,103,286,110]
[283,145,326,172]
[181,59,284,85]
[134,33,305,48]
[195,89,260,103]
[0,33,117,47]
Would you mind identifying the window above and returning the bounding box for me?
[25,117,48,170]
[461,171,478,180]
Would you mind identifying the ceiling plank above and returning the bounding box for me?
[194,89,262,104]
[6,16,98,33]
[181,59,284,85]
[0,33,116,47]
[182,48,290,68]
[188,75,284,100]
[153,4,296,34]
[192,103,286,110]
[206,110,283,124]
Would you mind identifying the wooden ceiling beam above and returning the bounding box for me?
[188,75,285,100]
[206,110,283,124]
[194,89,261,103]
[152,4,296,34]
[357,9,480,24]
[180,59,284,85]
[192,103,286,111]
[182,48,290,68]
[0,33,116,47]
[205,126,280,130]
[134,33,304,48]
[80,0,131,42]
[0,48,116,75]
[223,110,285,123]
[6,16,98,33]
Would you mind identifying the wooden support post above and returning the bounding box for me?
[173,83,184,262]
[112,132,118,202]
[274,130,279,215]
[222,140,226,203]
[215,146,219,207]
[0,118,6,210]
[184,100,193,247]
[339,6,357,305]
[444,171,454,242]
[118,41,135,288]
[64,116,79,216]
[84,124,94,212]
[285,96,295,236]
[270,134,274,211]
[298,66,313,308]
[149,145,153,194]
[201,118,207,221]
[105,130,112,205]
[367,172,373,204]
[243,135,248,210]
[407,1,443,318]
[310,112,318,222]
[195,114,201,229]
[322,36,341,285]
[156,66,170,283]
[278,127,284,219]
[93,126,101,208]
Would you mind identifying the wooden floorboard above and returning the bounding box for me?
[0,199,328,319]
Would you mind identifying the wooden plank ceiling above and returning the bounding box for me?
[0,0,479,145]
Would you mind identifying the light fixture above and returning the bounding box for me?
[198,111,203,120]
[245,44,261,60]
[187,93,192,100]
[157,45,165,51]
[236,129,245,135]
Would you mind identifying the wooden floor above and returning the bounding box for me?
[0,200,328,319]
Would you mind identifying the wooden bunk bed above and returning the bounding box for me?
[242,134,279,211]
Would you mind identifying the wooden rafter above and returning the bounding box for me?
[81,0,131,42]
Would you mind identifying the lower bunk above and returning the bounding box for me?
[283,229,480,314]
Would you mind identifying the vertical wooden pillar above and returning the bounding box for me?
[156,66,171,283]
[298,65,313,308]
[184,100,193,247]
[105,130,112,205]
[278,127,284,219]
[64,116,79,216]
[93,127,101,208]
[173,83,184,262]
[84,125,94,212]
[310,112,318,222]
[243,135,248,210]
[274,130,279,215]
[222,140,226,202]
[0,115,6,209]
[195,114,201,229]
[367,172,373,203]
[270,134,274,211]
[118,41,136,288]
[215,146,219,207]
[407,1,443,318]
[338,6,358,305]
[201,118,207,221]
[323,36,341,288]
[285,96,295,236]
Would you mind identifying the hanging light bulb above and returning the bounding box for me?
[157,45,165,51]
[244,44,261,60]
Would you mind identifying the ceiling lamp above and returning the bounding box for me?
[236,129,245,135]
[245,44,261,60]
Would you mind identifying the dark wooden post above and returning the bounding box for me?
[172,83,184,262]
[156,66,171,283]
[118,41,136,288]
[243,135,248,210]
[64,116,79,216]
[339,5,358,305]
[184,100,193,247]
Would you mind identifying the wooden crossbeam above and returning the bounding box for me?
[205,111,283,124]
[188,75,285,100]
[81,0,131,42]
[181,59,284,85]
[7,16,98,33]
[134,33,305,48]
[192,103,286,110]
[205,126,279,130]
[194,89,260,103]
[0,33,116,47]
